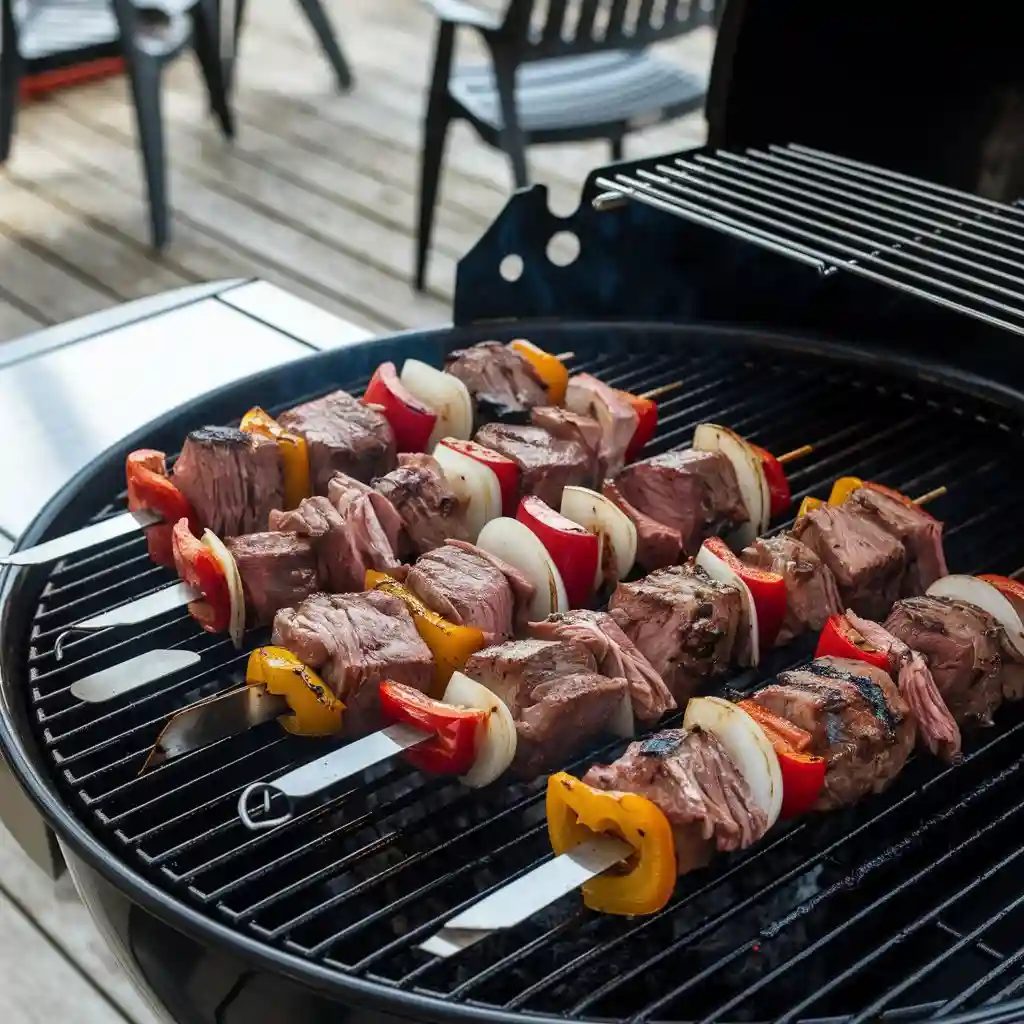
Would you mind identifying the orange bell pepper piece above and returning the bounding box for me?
[240,406,311,510]
[246,646,344,737]
[509,339,569,405]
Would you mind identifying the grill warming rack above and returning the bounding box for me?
[21,325,1024,1024]
[593,142,1024,340]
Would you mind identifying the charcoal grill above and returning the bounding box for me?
[7,142,1024,1024]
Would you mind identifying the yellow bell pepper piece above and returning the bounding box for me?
[797,495,824,519]
[365,569,486,697]
[240,406,311,510]
[509,339,569,406]
[546,772,676,917]
[246,646,344,737]
[827,476,864,506]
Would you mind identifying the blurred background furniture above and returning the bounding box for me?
[414,0,719,291]
[0,0,232,248]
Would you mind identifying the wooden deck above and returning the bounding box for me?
[0,1,713,1020]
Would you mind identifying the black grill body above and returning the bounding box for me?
[6,149,1024,1024]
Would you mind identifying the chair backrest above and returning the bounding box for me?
[498,0,718,61]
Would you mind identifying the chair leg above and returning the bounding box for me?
[0,0,19,164]
[295,0,353,91]
[610,136,624,162]
[191,0,235,138]
[110,0,170,249]
[494,60,528,188]
[415,100,451,292]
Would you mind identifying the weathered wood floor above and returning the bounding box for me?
[0,1,713,1020]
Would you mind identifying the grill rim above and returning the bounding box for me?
[5,318,1024,1024]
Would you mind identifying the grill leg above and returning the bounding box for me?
[296,0,353,91]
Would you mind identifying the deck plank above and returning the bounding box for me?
[0,295,44,342]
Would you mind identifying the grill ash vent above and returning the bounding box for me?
[12,326,1024,1024]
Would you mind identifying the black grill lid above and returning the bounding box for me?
[5,320,1024,1024]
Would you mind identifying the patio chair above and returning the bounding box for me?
[414,0,718,291]
[0,0,233,249]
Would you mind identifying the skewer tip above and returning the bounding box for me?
[776,444,814,465]
[638,381,683,401]
[913,485,948,507]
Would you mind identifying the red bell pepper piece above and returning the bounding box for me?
[171,519,232,633]
[126,450,198,569]
[814,613,892,672]
[437,438,520,516]
[379,681,487,775]
[516,495,599,608]
[701,537,788,649]
[362,361,437,453]
[738,700,826,818]
[619,391,658,461]
[750,444,791,519]
[978,574,1024,620]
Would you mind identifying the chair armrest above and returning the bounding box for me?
[422,0,502,32]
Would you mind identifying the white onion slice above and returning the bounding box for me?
[201,530,246,649]
[475,517,569,620]
[692,423,770,546]
[927,574,1024,658]
[443,671,517,787]
[433,441,501,540]
[400,359,473,446]
[695,542,760,667]
[683,696,782,829]
[560,485,637,587]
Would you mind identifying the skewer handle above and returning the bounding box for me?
[913,486,947,507]
[776,444,814,465]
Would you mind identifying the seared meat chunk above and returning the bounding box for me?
[474,422,590,509]
[278,389,395,493]
[530,406,603,487]
[792,502,905,620]
[603,480,682,570]
[609,450,747,558]
[224,532,319,627]
[445,341,547,421]
[372,453,469,554]
[747,656,915,810]
[609,563,745,703]
[172,426,283,537]
[846,611,961,759]
[564,373,638,479]
[584,728,768,873]
[269,474,402,592]
[466,639,627,777]
[846,486,948,595]
[883,595,1024,726]
[272,590,433,735]
[528,609,675,725]
[741,534,843,644]
[403,539,535,642]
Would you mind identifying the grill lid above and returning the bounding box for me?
[5,321,1024,1023]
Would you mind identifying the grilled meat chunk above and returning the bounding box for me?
[747,656,915,810]
[224,532,319,627]
[883,595,1024,726]
[846,611,961,759]
[278,389,395,493]
[564,373,638,479]
[791,502,905,620]
[172,426,283,537]
[269,474,402,592]
[609,450,748,558]
[741,534,843,644]
[584,728,768,873]
[466,638,627,777]
[474,422,591,509]
[372,452,469,554]
[530,406,603,487]
[444,341,547,421]
[603,479,682,570]
[528,609,675,725]
[403,539,535,642]
[846,486,948,595]
[609,563,745,703]
[272,590,433,735]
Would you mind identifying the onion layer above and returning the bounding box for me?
[443,671,517,787]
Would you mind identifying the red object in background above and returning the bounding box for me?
[20,57,125,101]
